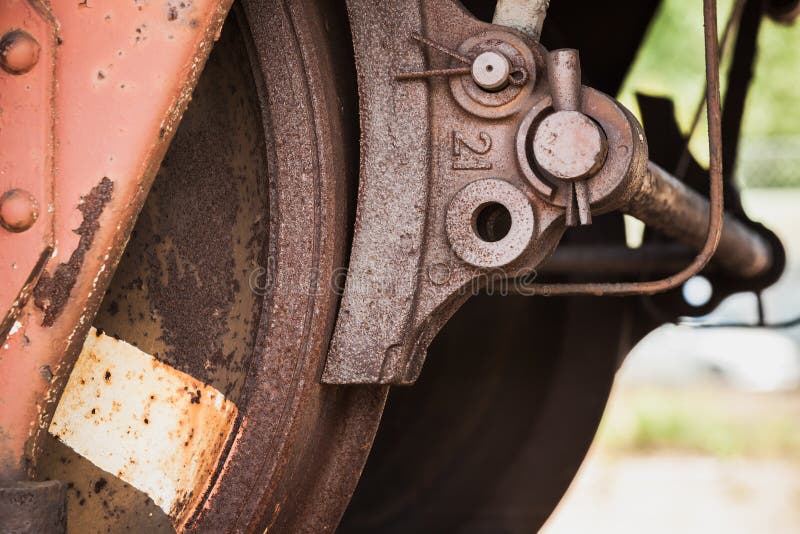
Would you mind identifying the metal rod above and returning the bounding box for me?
[522,0,731,296]
[394,67,472,80]
[539,244,697,276]
[547,49,581,112]
[538,166,773,280]
[623,162,771,279]
[493,0,550,41]
[675,0,747,179]
[720,0,763,184]
[410,31,471,64]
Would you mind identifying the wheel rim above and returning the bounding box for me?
[35,3,388,531]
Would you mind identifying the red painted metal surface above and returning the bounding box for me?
[0,0,56,347]
[0,0,232,480]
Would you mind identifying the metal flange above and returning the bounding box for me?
[515,88,647,215]
[324,0,772,386]
[446,178,535,268]
[325,1,563,385]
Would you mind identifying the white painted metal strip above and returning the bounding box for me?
[49,327,238,529]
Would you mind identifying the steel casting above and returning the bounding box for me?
[323,0,771,385]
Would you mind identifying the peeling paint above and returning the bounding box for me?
[33,178,114,326]
[8,321,22,336]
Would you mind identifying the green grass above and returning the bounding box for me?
[618,0,800,167]
[597,387,800,459]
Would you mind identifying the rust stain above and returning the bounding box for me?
[49,327,238,528]
[33,177,114,326]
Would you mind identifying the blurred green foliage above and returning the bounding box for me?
[597,387,800,458]
[618,0,800,175]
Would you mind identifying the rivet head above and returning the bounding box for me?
[532,110,608,181]
[471,51,511,91]
[0,30,41,75]
[0,189,39,232]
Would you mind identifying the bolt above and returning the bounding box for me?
[471,50,511,91]
[0,189,39,233]
[0,30,40,75]
[533,110,608,182]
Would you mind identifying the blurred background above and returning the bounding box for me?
[544,0,800,532]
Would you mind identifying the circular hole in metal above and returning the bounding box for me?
[473,202,512,243]
[682,275,713,308]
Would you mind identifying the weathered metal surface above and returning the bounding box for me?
[342,1,669,529]
[0,0,782,529]
[22,5,389,530]
[171,3,389,532]
[471,50,512,90]
[449,30,538,119]
[324,0,432,386]
[323,0,638,385]
[0,0,234,489]
[0,480,66,533]
[49,328,237,530]
[0,29,41,75]
[623,162,772,279]
[35,19,268,530]
[516,92,639,209]
[93,22,269,404]
[324,0,771,385]
[633,0,782,320]
[33,178,114,328]
[493,0,550,40]
[0,0,56,348]
[446,179,535,268]
[0,189,39,233]
[532,111,607,182]
[507,0,729,297]
[325,0,568,385]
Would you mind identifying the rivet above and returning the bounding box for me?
[0,30,41,75]
[0,189,39,232]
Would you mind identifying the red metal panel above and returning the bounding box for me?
[0,0,232,480]
[0,0,56,344]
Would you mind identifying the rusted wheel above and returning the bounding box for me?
[32,1,649,532]
[36,2,387,531]
[340,293,624,532]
